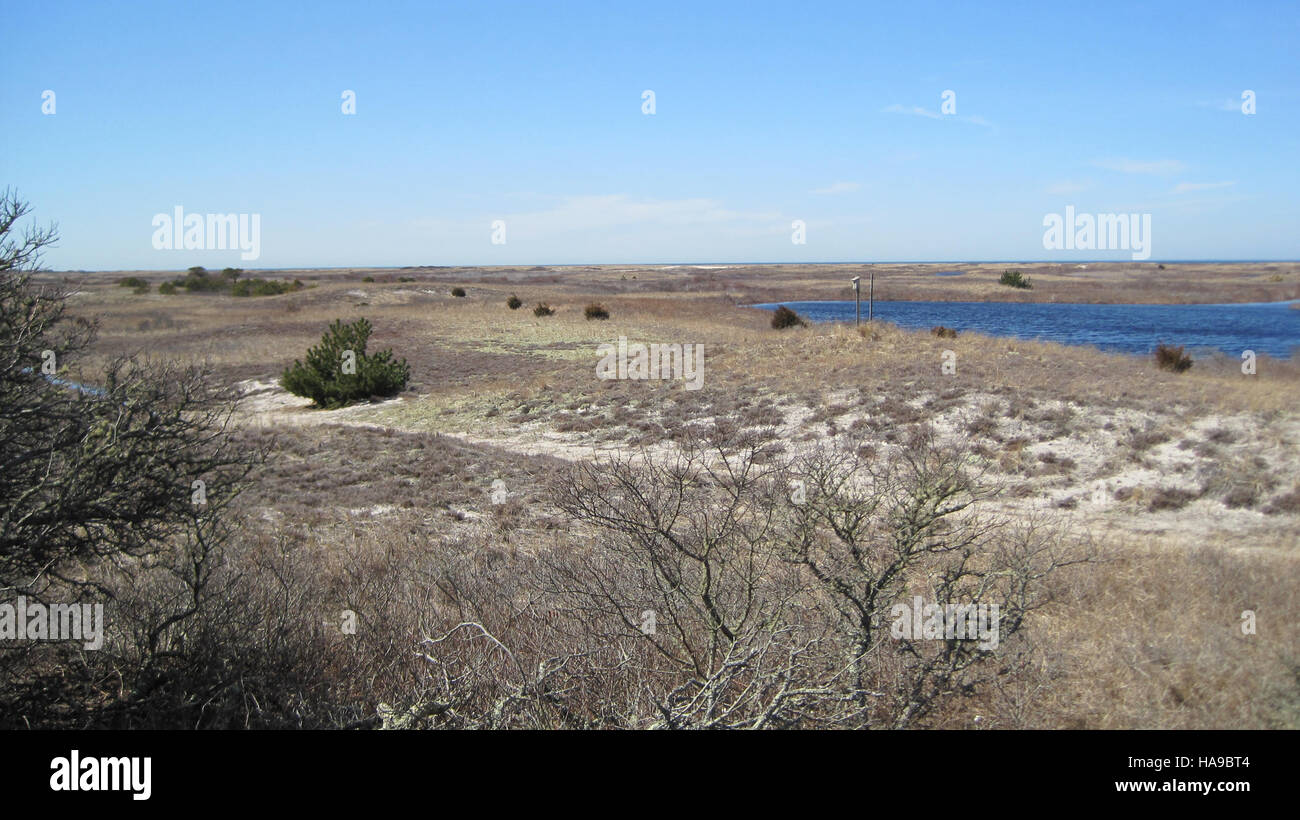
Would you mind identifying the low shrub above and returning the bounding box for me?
[999,270,1032,289]
[506,294,522,310]
[771,305,807,329]
[158,282,177,295]
[451,287,466,297]
[584,303,610,320]
[281,318,410,409]
[533,303,554,317]
[1263,486,1300,515]
[117,276,148,289]
[931,325,957,338]
[232,278,301,297]
[1148,487,1197,511]
[1154,343,1193,373]
[177,270,228,292]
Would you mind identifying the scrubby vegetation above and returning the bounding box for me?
[999,269,1032,289]
[1155,343,1194,373]
[584,302,609,320]
[232,277,303,297]
[771,304,807,329]
[280,318,410,408]
[4,191,1299,732]
[506,293,522,310]
[451,287,466,297]
[171,268,229,293]
[159,268,303,297]
[533,302,554,317]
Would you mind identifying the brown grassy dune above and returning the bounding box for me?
[40,263,1300,728]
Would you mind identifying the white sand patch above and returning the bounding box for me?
[346,504,400,517]
[225,374,1299,556]
[233,379,407,428]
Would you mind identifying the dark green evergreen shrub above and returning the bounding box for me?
[281,318,410,408]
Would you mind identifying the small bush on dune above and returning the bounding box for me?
[931,325,957,338]
[451,287,466,297]
[158,282,177,295]
[1147,486,1197,511]
[1263,485,1300,515]
[506,294,522,310]
[584,303,610,320]
[177,269,227,293]
[999,269,1032,289]
[362,275,375,283]
[1154,343,1193,373]
[281,318,410,409]
[533,303,554,317]
[771,305,807,329]
[117,276,148,289]
[232,278,300,297]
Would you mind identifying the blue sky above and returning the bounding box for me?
[2,0,1297,269]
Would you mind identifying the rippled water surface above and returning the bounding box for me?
[752,299,1300,358]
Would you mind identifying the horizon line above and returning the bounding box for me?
[34,258,1300,274]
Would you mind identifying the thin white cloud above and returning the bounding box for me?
[1092,158,1186,175]
[1173,181,1236,194]
[883,104,994,129]
[883,104,942,119]
[811,181,860,195]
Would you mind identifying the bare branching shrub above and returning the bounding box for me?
[0,191,279,727]
[779,435,1088,727]
[1154,343,1193,372]
[527,430,1089,728]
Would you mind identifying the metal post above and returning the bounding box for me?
[851,276,861,326]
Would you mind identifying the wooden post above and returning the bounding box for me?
[851,276,861,326]
[868,269,875,322]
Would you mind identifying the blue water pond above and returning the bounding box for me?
[752,299,1300,359]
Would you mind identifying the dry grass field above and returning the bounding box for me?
[34,262,1300,729]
